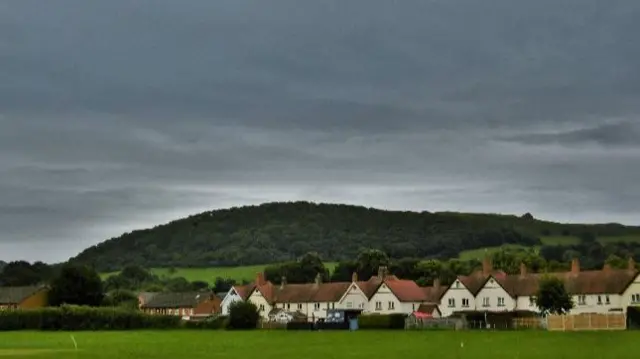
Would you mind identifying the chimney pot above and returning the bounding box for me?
[314,273,322,286]
[351,272,358,282]
[280,276,287,289]
[603,263,612,272]
[571,258,580,274]
[433,278,441,290]
[256,272,265,286]
[377,266,388,280]
[629,258,637,272]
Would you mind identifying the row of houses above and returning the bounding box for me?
[217,257,640,322]
[3,257,639,324]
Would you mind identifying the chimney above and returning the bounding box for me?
[520,263,527,277]
[571,258,580,274]
[433,278,441,291]
[351,272,358,283]
[280,276,287,289]
[377,266,387,280]
[603,263,612,272]
[629,257,637,272]
[314,273,322,287]
[256,272,265,286]
[482,255,493,277]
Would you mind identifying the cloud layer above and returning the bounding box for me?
[1,0,640,262]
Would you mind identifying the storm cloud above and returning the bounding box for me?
[1,0,640,262]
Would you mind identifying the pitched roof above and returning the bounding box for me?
[193,295,222,315]
[0,286,47,305]
[137,292,159,305]
[274,282,352,303]
[383,278,429,302]
[495,268,638,297]
[142,291,212,309]
[421,285,447,303]
[232,284,255,300]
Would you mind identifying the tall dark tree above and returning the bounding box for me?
[535,276,573,316]
[227,301,260,330]
[49,264,104,307]
[330,260,358,282]
[212,277,236,293]
[356,249,390,280]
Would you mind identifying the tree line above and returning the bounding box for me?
[67,202,640,271]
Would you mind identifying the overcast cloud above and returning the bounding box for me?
[1,0,640,263]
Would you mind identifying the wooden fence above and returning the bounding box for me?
[547,313,626,331]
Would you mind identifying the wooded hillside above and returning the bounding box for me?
[69,202,640,272]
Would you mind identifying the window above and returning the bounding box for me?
[259,304,265,312]
[577,295,586,305]
[375,301,382,310]
[448,298,455,308]
[632,294,640,303]
[332,303,335,309]
[497,297,505,307]
[286,303,290,310]
[346,301,353,308]
[482,297,489,307]
[605,296,610,305]
[412,304,416,311]
[326,303,330,309]
[462,298,469,308]
[388,301,395,310]
[314,303,320,310]
[597,296,602,305]
[455,282,460,288]
[297,304,303,310]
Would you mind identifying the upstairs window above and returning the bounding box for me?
[577,295,586,305]
[462,298,469,307]
[497,297,505,307]
[297,304,303,310]
[388,301,395,310]
[375,301,382,310]
[314,303,320,310]
[448,298,455,308]
[632,294,640,303]
[597,296,602,305]
[605,296,610,305]
[482,297,490,307]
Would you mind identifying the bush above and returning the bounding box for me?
[0,305,182,331]
[227,301,260,330]
[183,316,228,330]
[358,314,406,330]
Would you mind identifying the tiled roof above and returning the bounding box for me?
[137,292,159,305]
[451,259,639,298]
[0,286,46,304]
[274,282,352,303]
[142,291,212,309]
[496,268,638,297]
[421,285,447,302]
[384,278,429,302]
[232,284,255,300]
[193,295,222,315]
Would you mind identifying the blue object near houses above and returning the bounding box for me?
[349,318,359,331]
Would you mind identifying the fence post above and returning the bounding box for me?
[589,313,592,330]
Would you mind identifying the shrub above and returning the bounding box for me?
[0,305,181,331]
[183,316,228,330]
[358,314,406,329]
[227,301,260,330]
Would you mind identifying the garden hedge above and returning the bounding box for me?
[358,314,407,329]
[0,305,181,331]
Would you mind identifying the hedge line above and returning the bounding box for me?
[0,306,182,331]
[358,314,407,329]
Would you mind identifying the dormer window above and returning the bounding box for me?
[455,282,460,288]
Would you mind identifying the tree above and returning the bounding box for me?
[535,276,573,316]
[190,280,210,291]
[103,289,139,309]
[356,249,390,280]
[49,264,104,307]
[212,277,236,293]
[227,301,260,330]
[0,261,52,287]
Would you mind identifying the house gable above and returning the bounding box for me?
[439,278,476,317]
[475,276,516,311]
[621,272,640,308]
[337,283,367,310]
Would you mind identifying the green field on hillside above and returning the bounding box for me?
[1,330,638,359]
[458,235,640,261]
[101,262,338,284]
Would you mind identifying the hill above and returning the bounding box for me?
[70,201,640,272]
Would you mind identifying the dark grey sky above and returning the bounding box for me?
[2,0,639,263]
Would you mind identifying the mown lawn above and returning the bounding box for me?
[0,330,638,358]
[101,263,339,284]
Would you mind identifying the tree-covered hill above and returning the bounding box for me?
[69,201,640,272]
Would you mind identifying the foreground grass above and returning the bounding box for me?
[102,263,338,284]
[0,330,638,358]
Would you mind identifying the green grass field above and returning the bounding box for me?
[0,330,638,358]
[101,263,338,284]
